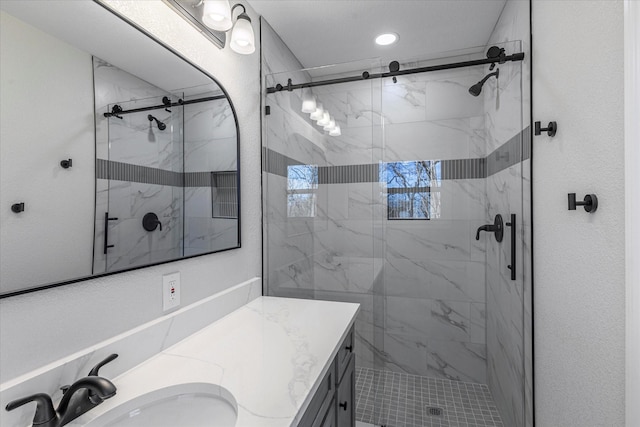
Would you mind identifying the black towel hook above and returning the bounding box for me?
[568,193,598,213]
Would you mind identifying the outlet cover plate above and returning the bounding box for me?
[162,272,181,311]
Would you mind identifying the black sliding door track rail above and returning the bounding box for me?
[266,52,525,94]
[104,94,227,118]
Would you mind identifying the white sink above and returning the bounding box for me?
[78,383,237,427]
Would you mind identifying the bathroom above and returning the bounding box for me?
[0,1,637,426]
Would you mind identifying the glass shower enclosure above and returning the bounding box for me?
[263,43,531,427]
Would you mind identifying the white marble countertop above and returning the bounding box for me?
[71,296,359,427]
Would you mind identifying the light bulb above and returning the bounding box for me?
[329,125,341,136]
[323,117,336,131]
[301,89,317,113]
[230,15,255,54]
[202,0,232,31]
[375,33,399,46]
[310,103,324,121]
[317,111,330,127]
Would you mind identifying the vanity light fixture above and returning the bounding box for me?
[202,0,232,30]
[165,0,255,54]
[329,125,341,137]
[228,4,255,54]
[375,32,398,46]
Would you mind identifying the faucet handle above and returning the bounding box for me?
[5,393,57,425]
[87,354,118,404]
[88,353,118,376]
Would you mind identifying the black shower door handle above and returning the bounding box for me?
[103,212,118,254]
[505,214,516,281]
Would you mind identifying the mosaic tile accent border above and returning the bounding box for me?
[96,159,237,188]
[319,164,379,184]
[356,367,504,427]
[184,172,211,187]
[97,159,182,186]
[486,128,531,176]
[261,148,302,178]
[263,127,531,183]
[440,158,486,180]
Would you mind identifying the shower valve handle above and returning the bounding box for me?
[142,212,162,232]
[476,214,504,243]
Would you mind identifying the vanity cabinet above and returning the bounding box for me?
[299,326,355,427]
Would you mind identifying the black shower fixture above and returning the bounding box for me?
[468,68,500,97]
[147,115,166,131]
[162,96,172,113]
[486,46,506,70]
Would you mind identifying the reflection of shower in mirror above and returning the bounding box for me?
[147,114,167,130]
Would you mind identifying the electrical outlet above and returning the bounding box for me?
[162,272,180,311]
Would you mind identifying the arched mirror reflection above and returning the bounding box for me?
[0,0,240,296]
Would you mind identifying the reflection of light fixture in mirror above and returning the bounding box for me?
[317,112,331,127]
[301,88,317,113]
[329,125,341,137]
[323,117,336,132]
[202,0,232,30]
[229,4,255,54]
[310,103,324,121]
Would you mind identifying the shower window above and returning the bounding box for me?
[287,164,318,217]
[383,160,441,220]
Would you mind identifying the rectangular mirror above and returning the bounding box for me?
[0,0,240,297]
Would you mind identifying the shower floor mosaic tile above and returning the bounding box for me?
[355,367,504,427]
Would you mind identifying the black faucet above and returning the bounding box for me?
[475,214,504,242]
[5,354,118,427]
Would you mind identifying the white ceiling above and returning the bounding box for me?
[248,0,507,70]
[0,1,218,95]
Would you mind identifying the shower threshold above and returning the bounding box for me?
[355,367,504,427]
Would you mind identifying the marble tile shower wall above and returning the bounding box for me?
[383,68,488,384]
[262,17,330,300]
[184,99,238,255]
[484,1,532,426]
[264,62,493,384]
[261,17,530,399]
[264,92,329,295]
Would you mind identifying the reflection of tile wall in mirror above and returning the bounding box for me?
[0,0,241,296]
[94,58,240,273]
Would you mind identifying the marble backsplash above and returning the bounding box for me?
[0,278,261,427]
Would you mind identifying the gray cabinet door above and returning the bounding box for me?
[336,356,355,427]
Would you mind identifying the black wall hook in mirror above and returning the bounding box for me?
[60,159,72,169]
[11,203,25,213]
[534,121,557,137]
[568,193,598,213]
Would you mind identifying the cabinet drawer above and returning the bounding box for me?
[335,326,354,383]
[298,359,336,427]
[336,356,355,427]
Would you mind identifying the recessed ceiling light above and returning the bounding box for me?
[375,33,398,46]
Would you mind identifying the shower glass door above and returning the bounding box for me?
[104,95,184,272]
[376,42,529,427]
[263,42,531,427]
[263,59,387,423]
